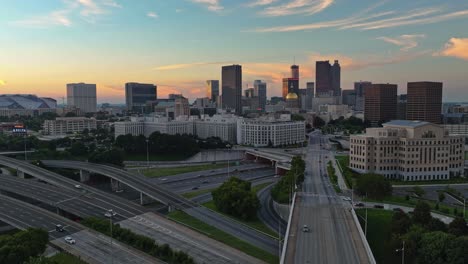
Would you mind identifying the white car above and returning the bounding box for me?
[104,211,117,218]
[64,236,76,244]
[74,185,82,189]
[302,225,310,232]
[342,197,351,202]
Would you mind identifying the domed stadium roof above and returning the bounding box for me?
[0,95,57,109]
[286,92,298,100]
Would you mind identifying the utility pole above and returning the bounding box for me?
[396,241,405,264]
[146,138,150,168]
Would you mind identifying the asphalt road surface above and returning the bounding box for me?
[284,132,370,264]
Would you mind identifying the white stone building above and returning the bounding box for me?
[350,120,464,181]
[43,117,97,135]
[114,116,193,138]
[194,115,237,143]
[237,115,305,147]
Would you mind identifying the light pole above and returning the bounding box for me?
[146,138,150,168]
[464,198,466,219]
[396,241,405,264]
[226,144,231,178]
[24,134,27,161]
[108,209,114,264]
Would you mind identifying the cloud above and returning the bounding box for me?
[147,12,159,18]
[258,0,334,17]
[251,5,468,32]
[377,34,426,51]
[189,0,223,12]
[10,0,121,28]
[154,61,233,71]
[0,80,6,86]
[176,9,184,13]
[435,38,468,61]
[247,0,278,7]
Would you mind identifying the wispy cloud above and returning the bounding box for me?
[258,0,334,17]
[11,0,121,28]
[251,5,468,32]
[147,12,159,19]
[189,0,223,12]
[435,38,468,61]
[377,34,426,51]
[154,61,234,71]
[247,0,278,7]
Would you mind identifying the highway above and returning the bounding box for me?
[284,132,371,264]
[256,182,287,235]
[0,157,269,263]
[0,193,161,264]
[42,160,279,255]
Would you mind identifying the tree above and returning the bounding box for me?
[418,231,454,264]
[427,218,447,232]
[412,201,432,226]
[446,236,468,264]
[438,192,446,203]
[448,217,468,237]
[313,116,325,128]
[68,142,87,156]
[212,177,260,220]
[391,211,411,235]
[354,173,392,200]
[401,225,426,263]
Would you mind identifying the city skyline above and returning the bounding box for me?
[1,0,468,103]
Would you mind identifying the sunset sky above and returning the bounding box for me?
[1,0,467,103]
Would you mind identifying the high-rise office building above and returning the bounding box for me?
[397,94,407,120]
[364,84,398,126]
[174,96,190,118]
[316,60,341,97]
[253,80,267,111]
[354,81,372,111]
[206,80,219,103]
[282,78,299,98]
[291,65,299,79]
[125,82,157,113]
[407,82,443,124]
[66,83,97,113]
[342,90,356,107]
[222,65,242,115]
[305,82,315,110]
[244,88,254,98]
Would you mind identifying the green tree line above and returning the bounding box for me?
[271,156,305,204]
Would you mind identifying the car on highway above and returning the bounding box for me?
[302,225,310,232]
[55,224,64,232]
[202,180,210,184]
[74,184,82,189]
[104,211,117,218]
[374,205,384,209]
[197,174,203,177]
[192,186,199,190]
[160,178,167,181]
[64,236,76,244]
[342,197,351,202]
[354,202,365,207]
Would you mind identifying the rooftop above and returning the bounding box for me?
[383,120,431,128]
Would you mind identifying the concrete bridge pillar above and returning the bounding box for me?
[80,170,90,182]
[110,179,121,192]
[17,170,25,179]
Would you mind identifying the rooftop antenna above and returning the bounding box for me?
[293,56,295,65]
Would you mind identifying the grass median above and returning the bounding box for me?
[141,163,228,178]
[182,188,215,199]
[355,209,397,264]
[168,210,279,264]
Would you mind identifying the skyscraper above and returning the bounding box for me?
[282,78,299,98]
[222,65,242,115]
[206,80,219,103]
[66,83,97,113]
[407,82,443,124]
[291,65,299,79]
[364,84,398,126]
[306,82,315,110]
[315,60,340,97]
[253,80,267,111]
[354,81,372,111]
[331,60,341,96]
[125,82,157,113]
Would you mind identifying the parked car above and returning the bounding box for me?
[374,205,384,209]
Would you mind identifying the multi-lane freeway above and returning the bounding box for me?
[42,159,279,255]
[0,156,267,263]
[0,193,161,264]
[283,132,371,264]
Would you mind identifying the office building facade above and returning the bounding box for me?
[67,83,97,113]
[316,60,341,97]
[350,120,464,181]
[206,80,219,103]
[364,84,397,126]
[222,65,242,115]
[407,82,443,124]
[43,117,97,135]
[125,83,157,113]
[253,80,267,111]
[354,81,372,112]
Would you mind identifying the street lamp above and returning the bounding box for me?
[146,138,150,168]
[395,241,405,264]
[226,144,231,178]
[107,209,115,264]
